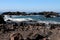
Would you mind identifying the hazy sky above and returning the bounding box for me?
[0,0,60,12]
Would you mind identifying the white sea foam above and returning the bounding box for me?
[37,21,60,24]
[10,18,33,22]
[4,15,33,22]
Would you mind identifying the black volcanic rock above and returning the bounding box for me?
[0,15,5,24]
[1,11,60,18]
[2,12,27,15]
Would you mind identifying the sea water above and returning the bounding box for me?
[11,15,60,22]
[5,15,60,24]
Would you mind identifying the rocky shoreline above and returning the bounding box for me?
[0,12,60,40]
[2,11,60,18]
[0,22,60,40]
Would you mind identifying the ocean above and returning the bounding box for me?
[11,15,60,22]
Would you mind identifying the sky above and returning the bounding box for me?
[0,0,60,12]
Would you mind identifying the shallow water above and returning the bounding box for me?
[11,15,60,22]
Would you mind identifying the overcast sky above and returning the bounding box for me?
[0,0,60,12]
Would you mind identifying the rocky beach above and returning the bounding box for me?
[0,21,60,40]
[0,12,60,40]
